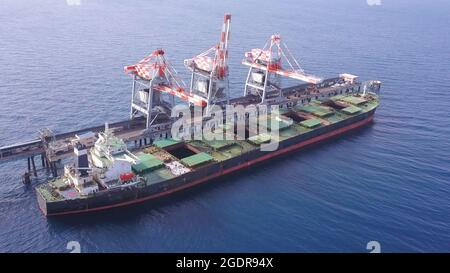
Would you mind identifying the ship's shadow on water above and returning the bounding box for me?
[47,122,375,227]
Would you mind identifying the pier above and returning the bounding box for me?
[0,116,174,180]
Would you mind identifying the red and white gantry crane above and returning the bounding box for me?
[125,49,207,128]
[184,13,231,113]
[242,34,322,104]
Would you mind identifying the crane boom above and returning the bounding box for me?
[242,60,322,84]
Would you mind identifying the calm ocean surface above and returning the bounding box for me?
[0,0,449,252]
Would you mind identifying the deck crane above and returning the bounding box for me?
[184,13,231,113]
[242,34,323,104]
[124,49,207,129]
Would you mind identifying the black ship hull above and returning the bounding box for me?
[37,108,376,216]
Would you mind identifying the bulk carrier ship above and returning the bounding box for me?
[34,14,381,216]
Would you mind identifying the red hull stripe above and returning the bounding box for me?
[45,115,374,216]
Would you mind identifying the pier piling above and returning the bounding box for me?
[41,154,45,167]
[45,158,50,171]
[31,156,37,177]
[22,172,31,184]
[51,162,58,177]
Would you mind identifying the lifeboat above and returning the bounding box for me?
[119,172,135,182]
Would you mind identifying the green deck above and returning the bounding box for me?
[298,104,334,117]
[342,105,362,115]
[181,152,214,167]
[143,167,175,185]
[132,153,164,173]
[203,139,236,150]
[339,96,367,105]
[330,95,346,101]
[137,153,155,161]
[153,138,180,148]
[247,133,272,145]
[267,117,292,131]
[300,118,322,128]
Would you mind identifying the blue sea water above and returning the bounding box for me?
[0,0,449,252]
